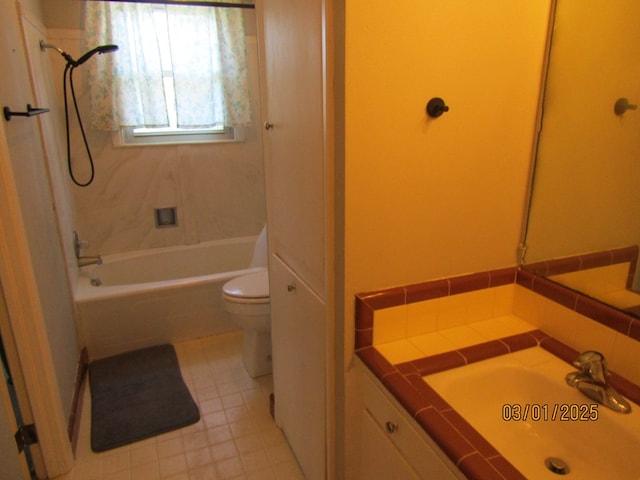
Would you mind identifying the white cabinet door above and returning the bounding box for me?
[269,254,326,479]
[257,0,330,476]
[359,410,420,480]
[258,0,327,298]
[360,364,464,480]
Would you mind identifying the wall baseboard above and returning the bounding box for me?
[68,347,88,454]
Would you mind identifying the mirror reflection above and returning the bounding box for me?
[523,0,640,317]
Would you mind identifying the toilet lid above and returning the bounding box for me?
[223,271,269,299]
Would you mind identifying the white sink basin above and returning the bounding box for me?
[424,347,640,479]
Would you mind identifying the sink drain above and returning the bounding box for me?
[545,457,570,475]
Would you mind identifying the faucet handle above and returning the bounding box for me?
[573,350,608,382]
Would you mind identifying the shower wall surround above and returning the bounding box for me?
[47,29,266,256]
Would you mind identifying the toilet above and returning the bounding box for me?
[222,226,271,377]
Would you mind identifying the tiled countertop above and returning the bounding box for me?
[357,323,640,480]
[355,266,640,479]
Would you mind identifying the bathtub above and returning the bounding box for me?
[75,235,264,360]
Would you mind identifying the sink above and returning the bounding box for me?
[424,347,640,479]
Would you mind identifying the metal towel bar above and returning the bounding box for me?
[3,104,50,121]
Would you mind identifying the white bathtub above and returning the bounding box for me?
[75,235,264,360]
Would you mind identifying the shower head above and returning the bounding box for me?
[40,40,118,67]
[74,44,119,67]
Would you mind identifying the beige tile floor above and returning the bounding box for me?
[57,332,304,480]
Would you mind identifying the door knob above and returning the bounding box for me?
[264,122,274,130]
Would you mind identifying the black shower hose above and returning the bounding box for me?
[63,62,95,187]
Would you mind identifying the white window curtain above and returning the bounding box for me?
[83,2,252,131]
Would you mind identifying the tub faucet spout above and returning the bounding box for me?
[565,351,631,414]
[78,255,102,267]
[73,230,102,267]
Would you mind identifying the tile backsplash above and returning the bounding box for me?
[355,267,640,385]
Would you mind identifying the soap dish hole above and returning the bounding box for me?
[155,207,178,228]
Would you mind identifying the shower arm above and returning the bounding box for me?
[39,41,76,65]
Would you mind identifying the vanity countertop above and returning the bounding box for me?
[357,324,640,480]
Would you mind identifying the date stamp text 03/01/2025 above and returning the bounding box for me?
[501,403,599,422]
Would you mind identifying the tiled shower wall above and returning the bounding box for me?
[47,28,266,256]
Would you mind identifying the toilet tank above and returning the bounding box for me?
[250,225,268,268]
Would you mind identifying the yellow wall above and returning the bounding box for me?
[342,4,551,474]
[344,0,551,300]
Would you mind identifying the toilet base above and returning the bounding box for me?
[241,329,272,378]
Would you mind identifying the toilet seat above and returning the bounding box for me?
[223,270,269,303]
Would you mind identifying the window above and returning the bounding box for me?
[84,2,252,146]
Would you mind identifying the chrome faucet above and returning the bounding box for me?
[73,231,102,267]
[565,351,631,414]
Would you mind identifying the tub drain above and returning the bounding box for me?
[545,457,570,475]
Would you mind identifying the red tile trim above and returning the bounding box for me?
[356,286,405,310]
[608,372,640,406]
[382,372,430,415]
[489,267,517,287]
[523,245,638,278]
[354,296,374,330]
[459,340,509,364]
[515,269,639,343]
[515,268,535,289]
[405,279,449,303]
[354,328,373,351]
[630,319,640,342]
[575,295,632,335]
[356,347,395,379]
[414,407,476,461]
[449,272,491,295]
[529,274,578,310]
[407,351,466,376]
[488,456,528,480]
[440,409,501,459]
[458,453,519,480]
[539,336,578,364]
[499,331,538,352]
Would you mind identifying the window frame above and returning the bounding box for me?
[113,125,245,147]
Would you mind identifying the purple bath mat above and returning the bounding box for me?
[89,344,200,452]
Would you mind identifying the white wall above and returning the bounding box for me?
[341,1,552,476]
[0,0,78,424]
[343,0,552,351]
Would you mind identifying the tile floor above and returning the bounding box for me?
[57,332,304,480]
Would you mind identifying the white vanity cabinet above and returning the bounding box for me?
[358,363,464,480]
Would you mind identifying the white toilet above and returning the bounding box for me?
[222,226,271,377]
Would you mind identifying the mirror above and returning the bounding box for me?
[522,0,640,318]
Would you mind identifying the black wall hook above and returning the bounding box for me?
[426,97,449,118]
